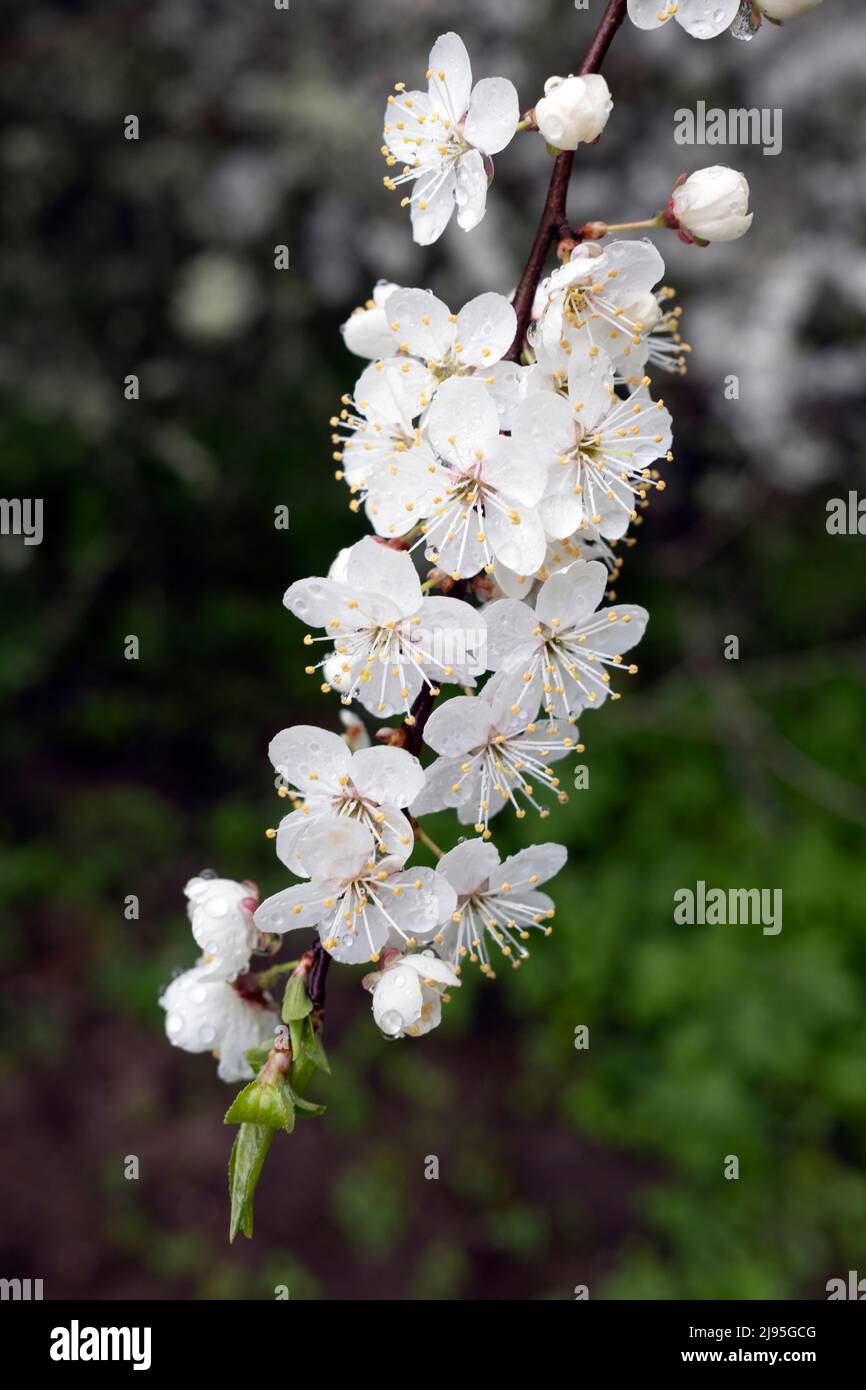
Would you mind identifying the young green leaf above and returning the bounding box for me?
[225,1075,295,1133]
[228,1123,273,1243]
[282,973,314,1024]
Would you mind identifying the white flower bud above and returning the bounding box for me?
[185,875,258,980]
[159,966,276,1082]
[367,951,461,1040]
[759,0,822,19]
[534,74,612,151]
[671,166,753,243]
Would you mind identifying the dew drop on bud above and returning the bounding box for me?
[380,1009,404,1036]
[731,1,759,41]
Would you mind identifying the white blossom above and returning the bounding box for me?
[534,74,613,151]
[254,818,457,965]
[420,376,548,578]
[411,672,579,834]
[160,965,277,1082]
[382,286,522,421]
[530,239,666,376]
[333,359,445,538]
[435,838,567,975]
[671,166,753,243]
[364,950,461,1039]
[284,536,486,719]
[185,874,260,980]
[512,351,672,541]
[269,724,424,873]
[627,0,740,39]
[382,32,519,245]
[484,558,648,722]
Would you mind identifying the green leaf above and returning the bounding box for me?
[294,1014,331,1074]
[228,1123,273,1243]
[290,1089,326,1118]
[303,1021,331,1075]
[244,1043,272,1076]
[281,973,314,1023]
[225,1075,295,1133]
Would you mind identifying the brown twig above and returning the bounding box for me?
[504,0,629,362]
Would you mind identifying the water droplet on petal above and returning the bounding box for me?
[380,1009,404,1037]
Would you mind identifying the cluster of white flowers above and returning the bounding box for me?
[165,21,781,1066]
[246,32,760,1045]
[160,875,277,1080]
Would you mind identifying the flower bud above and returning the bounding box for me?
[534,74,613,151]
[759,0,822,18]
[671,166,753,243]
[366,951,461,1039]
[185,875,259,980]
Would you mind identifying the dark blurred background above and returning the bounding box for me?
[1,0,865,1301]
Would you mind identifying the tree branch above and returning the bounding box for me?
[504,0,629,362]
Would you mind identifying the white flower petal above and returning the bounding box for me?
[297,815,376,881]
[268,725,352,792]
[626,0,666,30]
[583,603,648,655]
[423,693,495,756]
[512,390,575,463]
[485,498,546,575]
[426,375,501,464]
[386,288,454,364]
[677,0,740,38]
[482,598,538,670]
[437,838,501,895]
[409,755,466,816]
[416,595,488,681]
[350,745,426,806]
[483,435,547,507]
[410,165,458,246]
[454,292,516,368]
[344,536,423,617]
[454,148,488,232]
[254,880,340,935]
[341,282,401,359]
[463,77,519,155]
[400,951,461,987]
[535,559,609,631]
[427,32,473,122]
[496,842,567,889]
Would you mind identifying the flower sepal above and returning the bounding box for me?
[224,1047,296,1134]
